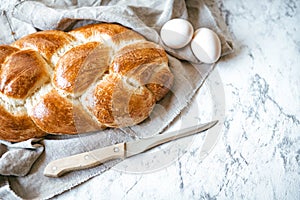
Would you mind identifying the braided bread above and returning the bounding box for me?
[0,23,174,142]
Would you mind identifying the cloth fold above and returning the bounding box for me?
[0,0,233,199]
[0,139,44,176]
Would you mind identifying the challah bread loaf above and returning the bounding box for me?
[0,23,174,142]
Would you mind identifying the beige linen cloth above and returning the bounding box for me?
[0,0,233,199]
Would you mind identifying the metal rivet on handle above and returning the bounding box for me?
[114,147,119,152]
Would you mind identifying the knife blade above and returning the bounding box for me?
[44,120,218,177]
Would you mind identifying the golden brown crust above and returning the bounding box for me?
[87,73,155,127]
[0,23,174,142]
[30,90,102,134]
[13,30,76,61]
[70,23,127,38]
[0,45,19,66]
[0,105,46,142]
[110,41,168,76]
[70,23,145,44]
[0,50,50,99]
[53,42,110,96]
[87,74,116,126]
[110,41,172,101]
[127,86,156,125]
[146,65,174,101]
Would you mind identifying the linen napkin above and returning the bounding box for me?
[0,0,233,199]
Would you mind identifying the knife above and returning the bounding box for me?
[44,120,218,177]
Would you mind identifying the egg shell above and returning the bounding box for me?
[191,28,221,64]
[160,18,194,49]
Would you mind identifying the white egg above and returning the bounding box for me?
[191,28,221,64]
[160,18,194,49]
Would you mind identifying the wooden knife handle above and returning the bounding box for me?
[44,143,125,177]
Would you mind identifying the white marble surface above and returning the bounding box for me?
[52,0,300,199]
